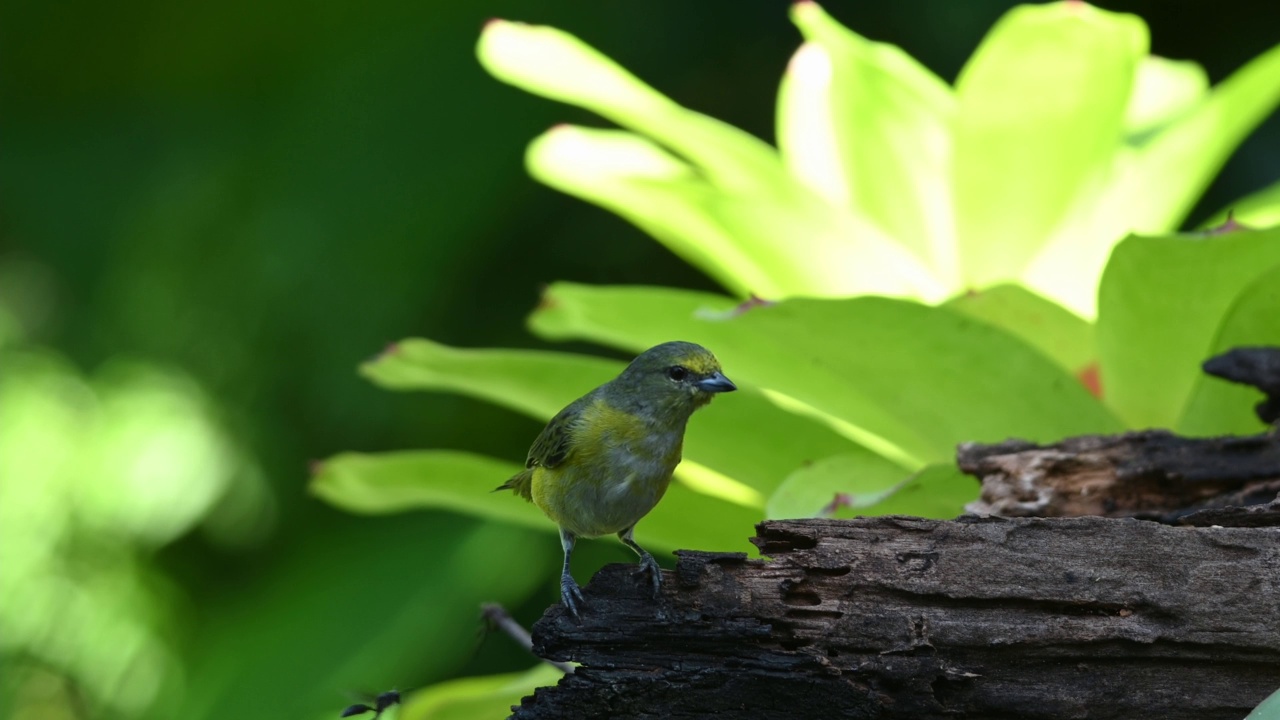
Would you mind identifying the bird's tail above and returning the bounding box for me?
[493,469,533,502]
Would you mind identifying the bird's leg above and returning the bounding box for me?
[618,525,662,599]
[559,528,585,617]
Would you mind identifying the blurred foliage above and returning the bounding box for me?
[317,2,1280,711]
[2,0,1278,719]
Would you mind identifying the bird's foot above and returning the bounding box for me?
[560,574,585,618]
[634,552,662,600]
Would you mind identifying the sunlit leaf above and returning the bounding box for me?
[1124,55,1208,139]
[526,126,945,301]
[832,463,976,520]
[1025,38,1277,319]
[766,452,910,520]
[1130,42,1280,233]
[477,19,785,195]
[529,283,1123,464]
[780,3,957,286]
[363,339,882,500]
[525,127,778,297]
[1096,228,1280,428]
[1200,179,1280,231]
[1177,264,1280,436]
[399,664,563,720]
[952,3,1145,287]
[944,283,1096,376]
[310,450,761,553]
[311,451,545,529]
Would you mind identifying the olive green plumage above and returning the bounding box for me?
[495,340,736,617]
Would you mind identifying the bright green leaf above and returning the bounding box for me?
[399,664,563,720]
[482,21,948,302]
[525,127,778,297]
[311,450,547,529]
[766,452,911,520]
[1097,228,1280,428]
[529,283,1123,464]
[1177,264,1280,436]
[1200,179,1280,231]
[780,3,958,286]
[833,463,976,520]
[1124,55,1208,139]
[362,339,884,499]
[944,283,1096,375]
[1025,41,1279,319]
[952,3,1145,287]
[526,126,946,301]
[477,19,786,196]
[1130,42,1280,233]
[310,450,761,553]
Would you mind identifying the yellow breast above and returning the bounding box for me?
[531,398,682,537]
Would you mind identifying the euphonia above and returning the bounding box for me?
[496,341,736,617]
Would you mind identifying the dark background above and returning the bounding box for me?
[2,1,1276,718]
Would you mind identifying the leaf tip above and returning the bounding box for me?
[535,283,559,312]
[1204,209,1253,236]
[819,493,853,517]
[786,42,832,86]
[791,0,820,18]
[694,293,776,321]
[1076,362,1103,399]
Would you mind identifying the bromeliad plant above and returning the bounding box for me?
[312,2,1280,712]
[317,0,1280,535]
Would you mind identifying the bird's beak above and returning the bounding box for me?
[697,371,737,393]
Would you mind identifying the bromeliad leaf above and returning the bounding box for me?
[779,1,957,286]
[363,339,885,500]
[1176,263,1280,436]
[1097,227,1280,428]
[832,464,978,520]
[529,283,1124,465]
[944,283,1096,377]
[310,450,762,552]
[398,664,564,720]
[951,3,1144,288]
[1199,179,1280,231]
[766,452,914,520]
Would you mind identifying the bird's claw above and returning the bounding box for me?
[560,575,585,618]
[634,553,662,599]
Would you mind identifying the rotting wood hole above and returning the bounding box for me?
[779,637,813,651]
[782,589,822,606]
[785,608,844,621]
[804,566,852,577]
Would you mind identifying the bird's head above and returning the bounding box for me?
[610,341,736,418]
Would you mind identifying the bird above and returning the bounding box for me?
[495,341,736,617]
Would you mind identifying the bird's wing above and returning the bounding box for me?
[525,401,582,470]
[495,394,588,499]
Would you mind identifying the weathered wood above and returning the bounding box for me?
[515,516,1280,720]
[958,430,1280,521]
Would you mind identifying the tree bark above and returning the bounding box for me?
[513,433,1280,720]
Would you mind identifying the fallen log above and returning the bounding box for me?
[516,516,1279,719]
[512,430,1280,719]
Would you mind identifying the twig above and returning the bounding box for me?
[481,603,574,674]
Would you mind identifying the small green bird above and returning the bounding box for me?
[496,341,736,617]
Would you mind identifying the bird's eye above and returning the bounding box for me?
[666,365,688,382]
